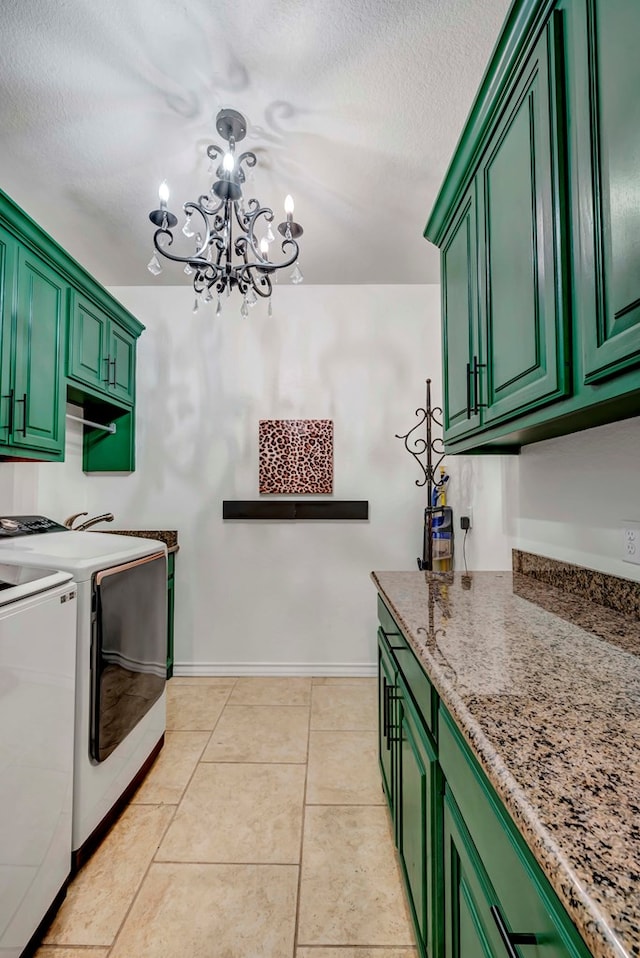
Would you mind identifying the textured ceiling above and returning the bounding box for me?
[0,0,511,287]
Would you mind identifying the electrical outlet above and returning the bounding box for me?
[462,508,473,530]
[623,521,640,566]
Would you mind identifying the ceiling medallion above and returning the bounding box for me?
[147,108,303,316]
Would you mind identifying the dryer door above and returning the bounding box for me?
[91,551,166,763]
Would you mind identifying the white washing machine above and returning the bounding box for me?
[0,562,76,957]
[0,516,167,867]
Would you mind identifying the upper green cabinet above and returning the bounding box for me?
[0,225,66,458]
[478,17,569,427]
[68,291,135,406]
[0,187,144,468]
[426,0,640,452]
[573,0,640,384]
[441,187,481,442]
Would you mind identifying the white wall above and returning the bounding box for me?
[0,406,88,520]
[0,282,513,673]
[90,283,453,673]
[514,416,640,582]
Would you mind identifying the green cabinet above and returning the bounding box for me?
[397,675,442,958]
[167,551,176,678]
[0,226,66,458]
[441,188,481,442]
[426,0,640,453]
[477,16,568,427]
[377,606,441,958]
[376,596,593,958]
[0,187,145,470]
[439,15,568,446]
[378,629,397,816]
[439,709,591,958]
[68,291,135,406]
[573,0,640,384]
[443,792,506,958]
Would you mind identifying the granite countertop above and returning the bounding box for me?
[371,568,640,958]
[97,529,179,553]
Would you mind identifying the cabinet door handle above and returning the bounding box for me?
[490,905,537,957]
[382,676,389,743]
[473,356,487,415]
[110,358,117,388]
[384,682,392,751]
[103,356,111,384]
[386,688,401,746]
[15,393,27,437]
[466,362,472,419]
[2,389,14,435]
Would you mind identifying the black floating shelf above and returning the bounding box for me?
[223,500,369,521]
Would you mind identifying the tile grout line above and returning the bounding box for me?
[104,687,233,956]
[103,799,179,958]
[291,693,313,957]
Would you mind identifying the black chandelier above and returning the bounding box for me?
[147,108,303,316]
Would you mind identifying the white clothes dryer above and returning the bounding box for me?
[0,516,167,867]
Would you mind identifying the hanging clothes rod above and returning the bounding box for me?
[66,413,117,435]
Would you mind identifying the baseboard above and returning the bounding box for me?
[173,661,377,677]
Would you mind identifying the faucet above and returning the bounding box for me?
[64,512,115,531]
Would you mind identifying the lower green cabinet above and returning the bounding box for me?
[376,597,593,958]
[378,630,397,816]
[440,710,591,958]
[167,552,175,678]
[444,791,506,958]
[377,626,441,958]
[397,675,442,958]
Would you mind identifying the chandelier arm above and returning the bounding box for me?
[193,263,223,294]
[237,263,274,298]
[245,206,279,263]
[206,144,223,163]
[196,195,224,216]
[181,203,212,255]
[152,228,208,267]
[267,238,300,270]
[236,151,257,175]
[232,201,252,235]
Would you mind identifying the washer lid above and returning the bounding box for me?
[0,531,166,581]
[0,564,73,607]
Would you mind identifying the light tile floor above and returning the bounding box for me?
[36,677,416,958]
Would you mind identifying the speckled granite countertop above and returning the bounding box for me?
[371,569,640,958]
[96,529,179,553]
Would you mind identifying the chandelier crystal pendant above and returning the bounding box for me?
[148,108,303,302]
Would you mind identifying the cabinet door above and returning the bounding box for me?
[444,791,505,958]
[398,678,441,958]
[478,16,569,426]
[67,292,110,394]
[108,323,135,405]
[0,227,17,446]
[378,631,396,820]
[578,0,640,382]
[12,246,66,454]
[440,709,592,958]
[441,188,481,442]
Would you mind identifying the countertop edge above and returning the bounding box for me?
[371,571,630,958]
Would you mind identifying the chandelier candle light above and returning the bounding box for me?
[147,108,304,316]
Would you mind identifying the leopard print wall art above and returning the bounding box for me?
[259,419,334,494]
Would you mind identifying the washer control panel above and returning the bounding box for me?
[0,516,68,537]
